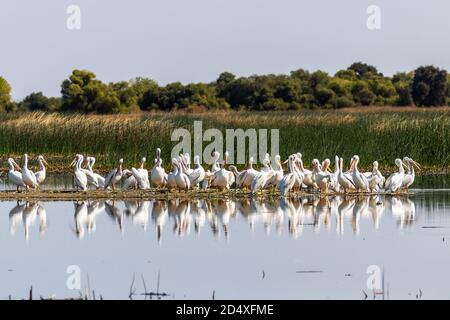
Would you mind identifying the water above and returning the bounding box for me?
[0,175,449,300]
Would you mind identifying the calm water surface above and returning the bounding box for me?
[0,175,449,300]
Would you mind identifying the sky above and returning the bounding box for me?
[0,0,449,100]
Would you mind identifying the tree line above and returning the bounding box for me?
[0,63,449,114]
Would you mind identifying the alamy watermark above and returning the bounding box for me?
[366,5,381,30]
[66,264,81,290]
[66,5,81,30]
[171,121,279,165]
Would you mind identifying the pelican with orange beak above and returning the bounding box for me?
[70,154,88,191]
[35,155,50,185]
[401,157,421,192]
[312,158,332,193]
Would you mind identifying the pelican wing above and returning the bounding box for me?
[8,171,26,187]
[104,168,117,189]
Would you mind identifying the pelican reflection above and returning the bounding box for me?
[6,195,418,241]
[9,201,47,240]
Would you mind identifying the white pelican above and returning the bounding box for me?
[130,157,149,190]
[260,154,272,173]
[122,169,137,190]
[364,161,385,192]
[131,167,148,190]
[251,157,275,193]
[278,155,297,197]
[338,157,356,193]
[211,152,235,191]
[210,151,221,173]
[167,159,178,190]
[21,154,38,190]
[181,153,193,175]
[296,154,315,189]
[200,170,214,190]
[329,155,340,192]
[188,155,205,188]
[151,148,166,188]
[312,158,331,193]
[384,158,405,193]
[104,158,123,191]
[138,157,150,189]
[234,156,259,190]
[7,158,26,191]
[34,155,49,186]
[175,158,190,190]
[350,155,369,192]
[70,154,88,191]
[266,155,284,188]
[401,157,420,192]
[85,156,105,188]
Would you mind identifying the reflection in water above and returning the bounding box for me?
[9,201,47,240]
[8,195,420,241]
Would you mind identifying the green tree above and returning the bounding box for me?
[335,69,357,81]
[110,81,140,112]
[61,69,128,114]
[368,76,397,105]
[348,62,380,79]
[351,81,375,106]
[392,72,414,106]
[0,76,12,112]
[412,66,447,106]
[129,77,159,110]
[20,92,62,111]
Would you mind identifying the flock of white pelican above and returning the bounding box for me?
[6,149,420,196]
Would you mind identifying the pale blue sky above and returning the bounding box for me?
[0,0,449,99]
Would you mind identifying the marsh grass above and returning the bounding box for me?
[0,108,449,171]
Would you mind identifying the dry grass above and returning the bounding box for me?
[0,109,449,172]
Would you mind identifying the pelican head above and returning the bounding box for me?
[70,154,82,167]
[122,169,133,178]
[312,158,320,170]
[184,153,190,164]
[403,157,421,170]
[322,158,331,172]
[8,158,21,171]
[289,155,296,164]
[394,158,403,168]
[274,155,281,166]
[38,155,49,167]
[350,155,360,169]
[373,161,379,170]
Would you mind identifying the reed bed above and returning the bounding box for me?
[0,108,449,172]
